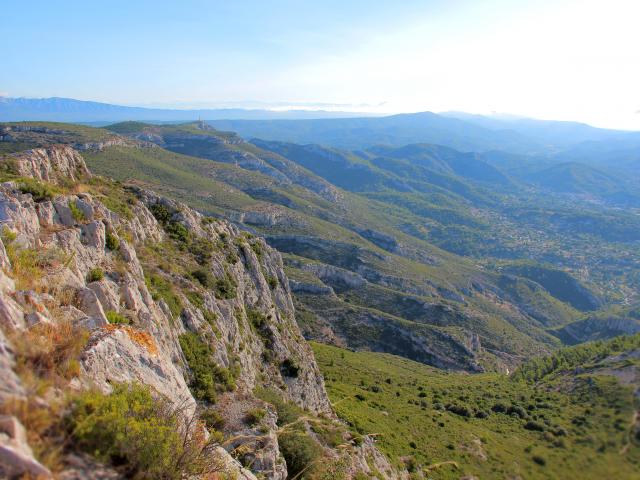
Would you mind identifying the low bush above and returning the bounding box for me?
[187,237,214,265]
[200,408,225,431]
[68,200,86,222]
[310,421,345,448]
[18,178,57,202]
[214,273,237,300]
[105,230,120,250]
[87,267,104,282]
[507,405,528,419]
[105,310,130,325]
[186,290,205,309]
[280,358,300,378]
[249,240,264,259]
[179,332,235,403]
[524,420,546,432]
[191,268,214,288]
[245,408,267,426]
[149,203,172,224]
[145,273,183,318]
[277,430,323,479]
[445,403,472,417]
[247,308,268,330]
[254,388,303,427]
[66,384,221,479]
[532,455,546,466]
[266,274,278,289]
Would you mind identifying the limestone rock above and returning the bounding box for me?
[0,415,52,479]
[0,329,24,401]
[77,287,108,324]
[81,326,196,416]
[8,145,90,184]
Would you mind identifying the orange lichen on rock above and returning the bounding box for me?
[102,324,158,355]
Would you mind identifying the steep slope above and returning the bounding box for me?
[552,305,640,345]
[0,146,396,479]
[94,123,573,370]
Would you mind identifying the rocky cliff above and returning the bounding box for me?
[0,146,397,479]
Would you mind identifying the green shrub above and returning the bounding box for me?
[149,203,172,224]
[1,226,17,244]
[105,310,130,325]
[309,421,344,448]
[200,407,225,431]
[214,273,237,300]
[186,290,205,309]
[524,420,546,432]
[68,200,86,222]
[18,178,57,202]
[280,358,300,378]
[507,405,528,419]
[245,408,267,426]
[87,267,104,282]
[247,308,268,330]
[249,240,264,259]
[145,273,183,318]
[278,431,322,479]
[179,332,235,403]
[254,388,303,427]
[266,274,278,289]
[491,402,508,413]
[66,384,219,479]
[192,268,214,288]
[445,404,472,417]
[165,221,189,243]
[532,455,547,466]
[105,230,120,250]
[187,237,214,265]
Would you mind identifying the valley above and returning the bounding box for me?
[0,115,638,479]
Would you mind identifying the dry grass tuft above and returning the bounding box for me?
[9,320,90,386]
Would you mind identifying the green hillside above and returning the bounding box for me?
[313,337,640,479]
[3,121,640,372]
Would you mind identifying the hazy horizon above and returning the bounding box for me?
[2,0,640,129]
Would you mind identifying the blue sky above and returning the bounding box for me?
[2,0,639,129]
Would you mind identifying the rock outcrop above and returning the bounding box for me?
[8,146,90,183]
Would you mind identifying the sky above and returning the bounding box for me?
[2,0,639,129]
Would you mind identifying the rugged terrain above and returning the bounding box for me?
[0,144,397,479]
[2,121,639,377]
[0,119,639,479]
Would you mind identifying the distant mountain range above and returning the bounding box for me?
[4,97,640,154]
[0,96,372,122]
[209,112,640,155]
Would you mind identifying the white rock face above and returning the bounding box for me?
[9,146,90,183]
[0,329,24,402]
[0,415,52,479]
[81,326,196,416]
